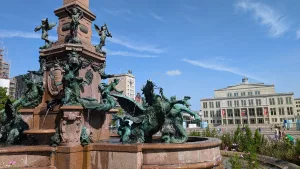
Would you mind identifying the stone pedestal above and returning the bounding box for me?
[60,106,84,146]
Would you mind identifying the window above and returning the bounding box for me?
[258,119,264,124]
[216,110,221,117]
[234,92,238,97]
[250,119,256,124]
[248,99,254,106]
[249,108,255,116]
[203,102,208,109]
[227,109,233,117]
[204,111,208,117]
[216,101,220,108]
[241,92,246,96]
[287,107,293,115]
[209,102,214,108]
[243,119,248,124]
[279,107,284,115]
[227,93,232,97]
[272,118,278,123]
[255,99,261,106]
[234,109,240,117]
[269,98,275,105]
[235,119,241,124]
[280,118,283,122]
[241,100,246,106]
[270,108,277,115]
[255,91,260,95]
[257,108,263,116]
[248,92,253,96]
[210,110,215,117]
[285,97,292,104]
[228,119,233,124]
[277,98,283,105]
[234,100,239,107]
[227,101,232,107]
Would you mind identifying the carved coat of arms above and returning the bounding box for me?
[47,63,63,96]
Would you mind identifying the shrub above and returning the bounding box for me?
[229,154,242,169]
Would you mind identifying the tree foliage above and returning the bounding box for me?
[0,87,15,111]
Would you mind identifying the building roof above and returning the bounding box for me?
[201,92,294,101]
[113,73,135,78]
[215,83,274,91]
[294,98,300,100]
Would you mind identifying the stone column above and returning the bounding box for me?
[60,106,84,146]
[254,107,258,124]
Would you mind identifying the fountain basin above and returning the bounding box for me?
[0,137,222,169]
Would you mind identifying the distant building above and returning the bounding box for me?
[295,98,300,114]
[201,77,296,126]
[135,92,142,103]
[9,78,16,98]
[14,73,43,99]
[0,46,11,95]
[108,70,135,99]
[0,48,10,79]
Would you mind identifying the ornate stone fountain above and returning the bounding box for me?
[0,0,223,168]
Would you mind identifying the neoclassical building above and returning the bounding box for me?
[201,77,296,126]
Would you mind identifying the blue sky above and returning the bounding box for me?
[1,0,300,110]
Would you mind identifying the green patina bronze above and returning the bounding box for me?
[65,6,83,44]
[13,74,44,108]
[85,69,93,85]
[34,18,57,49]
[59,50,86,105]
[112,80,200,144]
[0,99,29,145]
[112,114,131,144]
[94,23,112,53]
[80,126,90,146]
[79,79,122,112]
[50,128,61,147]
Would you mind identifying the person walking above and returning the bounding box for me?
[274,128,279,141]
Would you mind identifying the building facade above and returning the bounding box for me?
[9,78,16,98]
[201,77,296,126]
[108,70,135,99]
[295,98,300,114]
[135,92,143,104]
[0,48,10,79]
[13,73,43,99]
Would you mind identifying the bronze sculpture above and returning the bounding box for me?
[34,18,57,49]
[65,6,83,43]
[94,23,112,53]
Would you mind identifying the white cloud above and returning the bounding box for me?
[106,37,165,54]
[150,12,164,21]
[105,48,159,58]
[166,70,182,76]
[235,0,289,38]
[103,8,132,16]
[296,30,300,39]
[0,30,57,41]
[182,58,263,82]
[103,8,132,20]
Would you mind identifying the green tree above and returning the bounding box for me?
[0,87,15,111]
[229,154,242,169]
[253,129,262,152]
